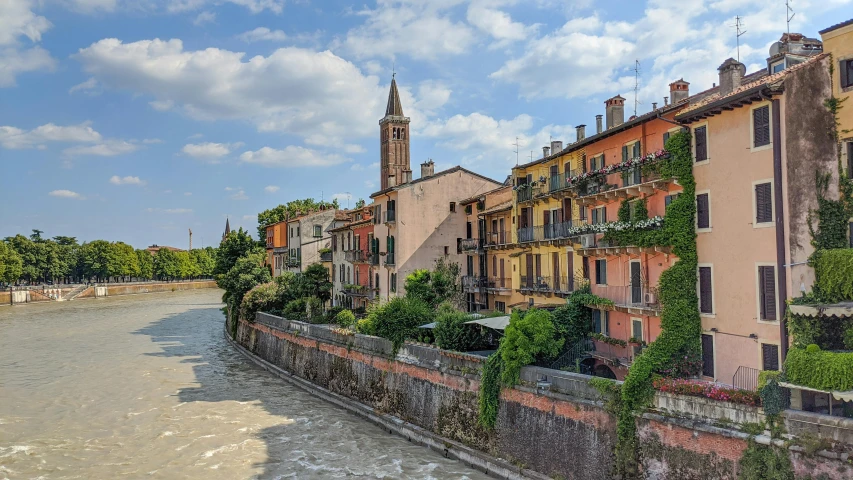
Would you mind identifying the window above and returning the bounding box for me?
[701,334,715,377]
[390,273,397,292]
[696,193,710,230]
[663,131,671,145]
[591,206,606,224]
[593,310,609,335]
[758,265,777,321]
[753,105,771,148]
[841,59,853,89]
[771,61,785,74]
[694,125,708,162]
[755,182,773,224]
[762,343,780,371]
[297,226,300,236]
[495,301,506,313]
[313,225,322,237]
[582,256,589,280]
[450,202,457,213]
[444,246,449,255]
[665,193,680,208]
[595,259,607,285]
[698,266,713,314]
[332,264,336,281]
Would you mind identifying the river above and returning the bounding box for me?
[0,289,491,479]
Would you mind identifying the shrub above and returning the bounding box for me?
[499,309,563,385]
[283,298,308,320]
[433,302,485,351]
[806,343,821,354]
[335,309,356,328]
[737,440,794,480]
[785,346,853,391]
[366,297,432,351]
[813,248,853,303]
[478,353,503,429]
[403,258,463,309]
[239,282,279,321]
[652,377,761,407]
[551,288,593,345]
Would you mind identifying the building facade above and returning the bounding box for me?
[820,20,853,204]
[284,208,339,273]
[265,220,288,277]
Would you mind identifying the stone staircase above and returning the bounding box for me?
[62,284,90,301]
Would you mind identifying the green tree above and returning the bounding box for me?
[107,242,138,281]
[0,241,23,284]
[136,249,154,280]
[296,263,333,304]
[154,248,181,280]
[404,257,463,309]
[191,248,215,277]
[255,198,340,241]
[551,284,595,345]
[433,302,485,351]
[354,198,366,209]
[30,229,44,242]
[499,309,563,385]
[215,228,257,275]
[6,235,38,282]
[53,236,77,246]
[363,296,432,351]
[175,251,200,279]
[218,250,271,318]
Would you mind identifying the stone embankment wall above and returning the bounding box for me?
[1,280,217,305]
[235,313,853,480]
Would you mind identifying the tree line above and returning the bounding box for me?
[0,230,216,285]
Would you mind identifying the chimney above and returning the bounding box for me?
[595,115,603,134]
[664,96,669,106]
[420,160,434,179]
[605,95,625,129]
[669,79,690,104]
[718,58,746,97]
[551,140,563,154]
[542,146,551,158]
[652,102,657,110]
[388,174,397,188]
[575,124,586,142]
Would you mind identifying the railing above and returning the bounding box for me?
[517,227,534,243]
[345,249,368,263]
[733,366,760,391]
[459,238,482,252]
[285,257,300,268]
[590,284,660,310]
[552,275,574,294]
[519,275,553,292]
[548,337,595,372]
[485,276,511,290]
[516,185,542,203]
[483,231,509,247]
[369,253,380,265]
[462,275,487,291]
[537,221,576,241]
[384,210,396,223]
[343,284,371,297]
[549,172,571,193]
[384,253,395,266]
[320,251,333,262]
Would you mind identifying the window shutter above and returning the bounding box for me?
[699,267,712,314]
[841,60,850,89]
[697,193,709,229]
[663,131,671,145]
[593,310,601,333]
[753,106,770,147]
[535,254,542,278]
[760,266,777,320]
[633,141,641,158]
[543,210,550,226]
[695,126,707,161]
[755,183,772,223]
[701,334,715,377]
[563,198,571,221]
[762,344,779,371]
[601,207,607,223]
[591,208,598,224]
[622,145,628,162]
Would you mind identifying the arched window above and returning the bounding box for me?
[392,128,397,139]
[400,128,405,139]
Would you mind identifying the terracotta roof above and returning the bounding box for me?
[370,166,503,198]
[335,210,351,221]
[146,245,184,254]
[459,184,511,205]
[819,18,853,35]
[676,54,827,118]
[477,200,513,216]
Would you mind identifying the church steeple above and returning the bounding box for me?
[379,75,411,190]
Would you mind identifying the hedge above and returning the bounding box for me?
[784,346,853,392]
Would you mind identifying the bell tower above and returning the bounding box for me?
[379,74,411,190]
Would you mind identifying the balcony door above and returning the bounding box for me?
[466,256,474,276]
[466,221,472,239]
[552,252,560,291]
[630,261,642,304]
[525,253,534,288]
[500,259,506,287]
[632,318,643,357]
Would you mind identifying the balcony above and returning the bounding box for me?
[552,276,575,295]
[483,231,510,248]
[384,252,395,267]
[575,170,670,208]
[485,277,511,292]
[343,283,372,298]
[519,275,553,293]
[532,221,578,243]
[462,275,487,292]
[590,284,661,314]
[285,257,300,268]
[516,185,542,204]
[369,253,380,266]
[518,227,535,243]
[577,232,671,257]
[345,249,368,263]
[320,251,333,262]
[384,210,396,224]
[459,238,483,253]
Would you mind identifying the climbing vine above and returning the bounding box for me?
[613,130,702,478]
[737,440,794,480]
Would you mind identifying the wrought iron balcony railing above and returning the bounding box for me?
[519,275,553,292]
[459,238,482,252]
[345,249,368,263]
[384,210,396,224]
[320,251,333,262]
[517,227,535,243]
[369,253,380,265]
[483,231,509,247]
[485,277,511,290]
[384,253,395,266]
[462,275,487,291]
[589,284,660,311]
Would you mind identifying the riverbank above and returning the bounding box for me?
[232,312,853,480]
[0,280,218,306]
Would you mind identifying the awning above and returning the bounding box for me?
[779,382,853,402]
[464,316,511,331]
[789,303,853,318]
[418,322,437,329]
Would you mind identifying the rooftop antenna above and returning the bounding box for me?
[345,192,351,209]
[786,0,795,36]
[512,136,519,166]
[732,16,747,62]
[632,60,641,116]
[188,228,192,251]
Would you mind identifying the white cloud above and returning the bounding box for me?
[343,144,366,154]
[332,193,351,202]
[0,121,102,148]
[142,138,162,144]
[69,77,98,94]
[350,163,365,171]
[192,11,215,26]
[237,27,287,42]
[109,175,145,185]
[0,0,56,86]
[338,0,476,60]
[184,191,192,196]
[181,142,242,161]
[229,189,249,200]
[264,185,280,193]
[63,140,138,157]
[149,99,174,111]
[76,39,388,143]
[466,0,537,48]
[49,189,83,199]
[239,146,349,167]
[165,208,192,214]
[166,0,284,14]
[67,0,117,13]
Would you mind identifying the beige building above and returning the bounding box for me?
[284,208,341,273]
[675,38,838,387]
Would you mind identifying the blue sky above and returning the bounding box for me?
[1,0,850,249]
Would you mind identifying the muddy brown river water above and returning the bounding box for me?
[0,289,491,479]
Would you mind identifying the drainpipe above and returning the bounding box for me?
[771,97,789,361]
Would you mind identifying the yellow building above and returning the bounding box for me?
[820,19,853,178]
[511,134,588,309]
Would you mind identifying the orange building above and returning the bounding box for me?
[264,220,288,277]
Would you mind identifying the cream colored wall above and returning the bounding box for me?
[694,101,782,383]
[821,23,853,143]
